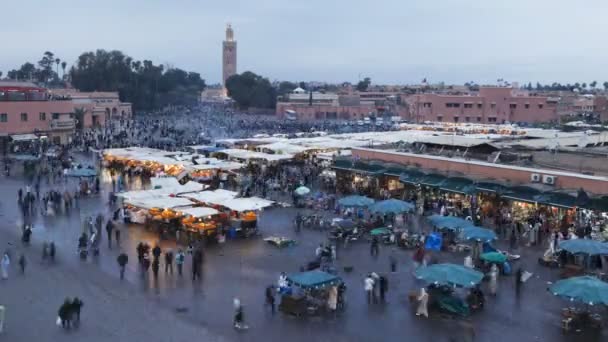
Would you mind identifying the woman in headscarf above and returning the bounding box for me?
[489,263,498,296]
[1,252,10,279]
[416,287,429,318]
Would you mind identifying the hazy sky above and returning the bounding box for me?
[2,0,607,85]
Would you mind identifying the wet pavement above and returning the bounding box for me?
[0,163,606,342]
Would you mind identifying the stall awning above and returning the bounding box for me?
[10,133,38,141]
[440,177,476,195]
[475,181,510,194]
[287,270,342,289]
[419,173,447,187]
[534,192,577,209]
[502,186,542,203]
[399,170,426,184]
[590,196,608,212]
[382,163,406,177]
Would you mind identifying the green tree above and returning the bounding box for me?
[225,71,276,109]
[61,61,67,79]
[590,81,597,89]
[69,49,205,110]
[604,81,608,90]
[356,77,371,91]
[277,81,297,98]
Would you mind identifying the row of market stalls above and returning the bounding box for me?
[117,180,275,242]
[332,157,608,213]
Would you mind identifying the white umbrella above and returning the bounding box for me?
[294,186,311,196]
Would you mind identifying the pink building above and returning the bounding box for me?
[0,82,131,144]
[276,102,376,120]
[406,87,558,124]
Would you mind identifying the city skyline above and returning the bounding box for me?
[2,0,608,85]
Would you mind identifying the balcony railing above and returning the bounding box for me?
[50,119,75,130]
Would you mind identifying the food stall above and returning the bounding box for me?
[279,270,344,317]
[215,197,275,237]
[178,207,221,242]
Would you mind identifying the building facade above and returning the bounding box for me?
[0,82,131,144]
[405,87,558,124]
[222,24,237,86]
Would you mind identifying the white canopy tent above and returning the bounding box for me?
[177,207,220,218]
[125,196,193,210]
[215,197,274,212]
[183,189,238,205]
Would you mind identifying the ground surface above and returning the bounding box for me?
[0,158,606,342]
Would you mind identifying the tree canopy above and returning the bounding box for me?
[225,71,276,109]
[356,77,371,91]
[69,49,206,110]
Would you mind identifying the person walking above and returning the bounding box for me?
[364,274,375,304]
[1,252,10,280]
[164,250,174,274]
[18,254,26,275]
[489,264,498,296]
[117,253,128,280]
[105,220,114,249]
[114,228,121,247]
[175,249,185,276]
[416,288,429,318]
[71,298,83,327]
[58,298,72,329]
[379,275,388,302]
[152,244,161,262]
[152,258,159,278]
[515,267,523,296]
[265,285,275,314]
[370,237,379,257]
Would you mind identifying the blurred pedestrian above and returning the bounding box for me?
[71,298,83,327]
[117,253,128,280]
[1,252,10,279]
[18,254,26,275]
[164,250,173,274]
[175,249,185,276]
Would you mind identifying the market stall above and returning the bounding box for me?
[549,276,607,333]
[413,263,485,317]
[279,270,344,317]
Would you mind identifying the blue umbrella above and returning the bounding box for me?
[559,239,608,255]
[414,263,484,288]
[549,276,608,305]
[428,215,475,231]
[338,195,374,207]
[462,226,497,242]
[287,270,342,289]
[368,199,415,214]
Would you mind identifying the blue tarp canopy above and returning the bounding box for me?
[287,270,342,289]
[428,215,475,231]
[462,226,497,242]
[559,239,608,255]
[368,199,415,214]
[66,168,97,177]
[338,195,374,207]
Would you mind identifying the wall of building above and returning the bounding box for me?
[352,148,608,195]
[276,103,376,120]
[405,87,557,124]
[0,100,74,134]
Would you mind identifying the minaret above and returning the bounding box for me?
[222,24,237,87]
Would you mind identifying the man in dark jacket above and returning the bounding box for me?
[58,298,72,329]
[105,220,114,249]
[71,298,84,326]
[117,253,128,280]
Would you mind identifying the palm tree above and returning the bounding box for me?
[55,58,60,81]
[61,61,67,80]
